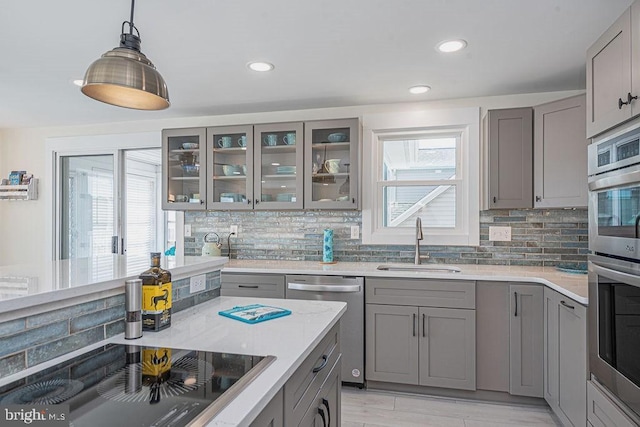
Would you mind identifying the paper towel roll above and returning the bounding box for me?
[323,229,334,262]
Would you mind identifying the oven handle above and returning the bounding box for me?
[588,169,640,191]
[287,283,361,293]
[591,262,640,289]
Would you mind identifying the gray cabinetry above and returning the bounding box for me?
[284,323,340,426]
[476,282,510,392]
[365,304,419,384]
[206,125,254,210]
[365,278,476,391]
[485,108,533,209]
[587,381,637,427]
[250,389,283,427]
[586,7,633,138]
[162,127,207,210]
[304,118,360,209]
[544,287,587,427]
[534,94,588,208]
[418,307,476,390]
[509,284,544,397]
[297,356,341,427]
[221,273,285,298]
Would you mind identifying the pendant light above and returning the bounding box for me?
[81,0,169,110]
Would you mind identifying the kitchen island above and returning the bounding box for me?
[0,296,346,427]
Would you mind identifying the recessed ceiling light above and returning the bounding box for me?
[409,85,431,95]
[72,79,84,87]
[436,39,467,53]
[248,61,275,72]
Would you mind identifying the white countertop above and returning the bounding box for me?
[223,260,589,305]
[0,255,228,313]
[0,296,346,427]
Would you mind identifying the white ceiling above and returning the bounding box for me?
[0,0,632,129]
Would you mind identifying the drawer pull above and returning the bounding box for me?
[317,406,327,427]
[560,300,575,310]
[322,398,331,427]
[238,285,259,289]
[312,355,328,373]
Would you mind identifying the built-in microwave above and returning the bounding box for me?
[588,125,640,260]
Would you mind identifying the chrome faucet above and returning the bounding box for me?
[415,217,428,264]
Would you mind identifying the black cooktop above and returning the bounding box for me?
[0,344,273,427]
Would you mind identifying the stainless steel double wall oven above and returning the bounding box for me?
[588,124,640,420]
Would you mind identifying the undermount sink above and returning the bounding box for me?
[376,264,462,273]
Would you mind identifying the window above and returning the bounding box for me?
[362,108,480,245]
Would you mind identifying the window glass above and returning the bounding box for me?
[383,185,456,228]
[382,137,457,181]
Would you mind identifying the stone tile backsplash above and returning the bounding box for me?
[0,271,221,377]
[185,208,588,267]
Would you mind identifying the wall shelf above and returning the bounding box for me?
[0,179,38,200]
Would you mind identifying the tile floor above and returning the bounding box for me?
[341,388,561,426]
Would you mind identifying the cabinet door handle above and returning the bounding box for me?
[535,196,541,202]
[238,285,259,289]
[317,405,327,427]
[200,199,205,204]
[628,92,638,105]
[247,199,251,204]
[619,97,628,109]
[514,291,518,317]
[422,313,426,337]
[322,398,331,427]
[352,197,356,204]
[255,199,259,204]
[312,355,328,373]
[413,313,417,336]
[493,196,497,203]
[560,300,575,310]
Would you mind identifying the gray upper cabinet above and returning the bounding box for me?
[162,127,207,210]
[544,287,587,427]
[534,95,588,208]
[486,108,533,209]
[586,6,633,138]
[206,125,254,210]
[304,118,360,210]
[509,284,544,397]
[254,122,304,210]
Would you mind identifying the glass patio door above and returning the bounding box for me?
[59,154,118,260]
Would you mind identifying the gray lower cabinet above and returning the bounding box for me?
[509,284,544,397]
[250,389,284,427]
[485,107,533,209]
[476,282,544,397]
[221,273,285,298]
[587,381,637,427]
[284,323,341,426]
[365,278,476,391]
[297,356,341,427]
[544,288,587,427]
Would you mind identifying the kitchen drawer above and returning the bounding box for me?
[221,273,285,298]
[297,355,341,427]
[284,323,340,426]
[366,278,476,309]
[587,381,637,427]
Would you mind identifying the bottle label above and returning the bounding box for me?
[142,282,172,313]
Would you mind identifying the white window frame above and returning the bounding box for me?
[362,107,480,246]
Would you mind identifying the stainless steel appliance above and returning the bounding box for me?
[286,275,364,385]
[0,344,273,426]
[588,124,640,421]
[588,125,640,260]
[588,255,640,421]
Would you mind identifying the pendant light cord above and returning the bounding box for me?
[129,0,136,34]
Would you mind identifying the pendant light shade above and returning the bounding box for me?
[81,0,169,110]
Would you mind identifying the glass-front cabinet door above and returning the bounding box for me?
[304,118,359,209]
[254,122,304,209]
[206,125,254,210]
[162,128,206,210]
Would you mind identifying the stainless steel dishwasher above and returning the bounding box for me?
[286,274,364,386]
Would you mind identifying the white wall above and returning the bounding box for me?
[0,90,583,265]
